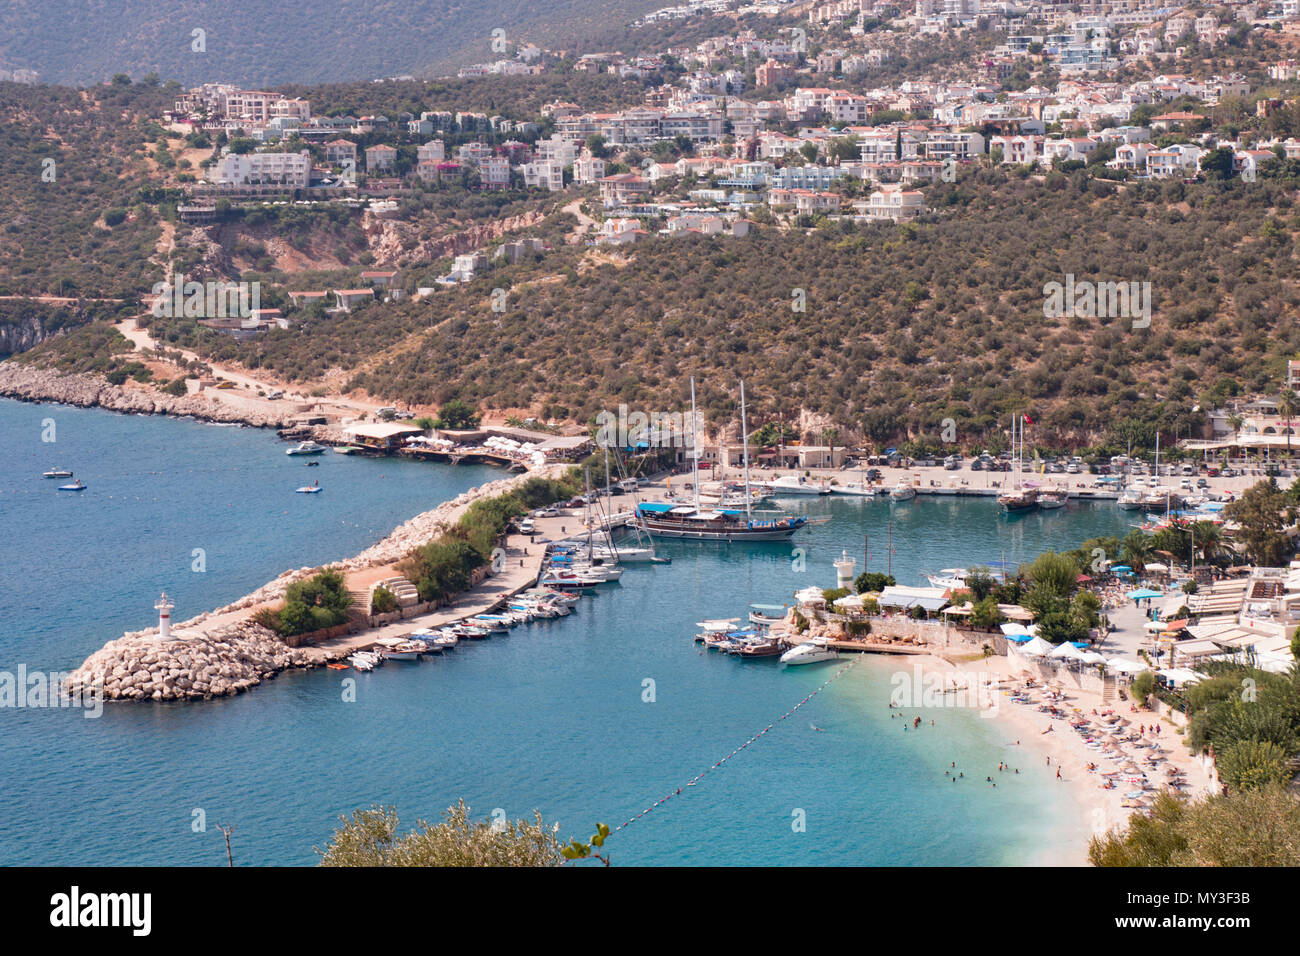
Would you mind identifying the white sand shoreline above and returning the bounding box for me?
[892,650,1215,866]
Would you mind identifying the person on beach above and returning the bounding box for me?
[1056,768,1062,780]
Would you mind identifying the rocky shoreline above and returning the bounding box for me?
[63,467,561,702]
[0,361,296,428]
[65,621,313,701]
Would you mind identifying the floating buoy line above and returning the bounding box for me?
[614,656,860,833]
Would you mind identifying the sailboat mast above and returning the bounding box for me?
[740,379,753,522]
[690,377,701,512]
[584,466,593,560]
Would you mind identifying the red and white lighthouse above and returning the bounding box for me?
[155,591,174,640]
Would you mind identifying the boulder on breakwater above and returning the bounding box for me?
[65,620,313,702]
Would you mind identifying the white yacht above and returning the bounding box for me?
[286,440,328,456]
[780,638,839,666]
[830,481,877,497]
[767,474,830,495]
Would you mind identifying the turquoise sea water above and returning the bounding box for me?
[0,398,1139,866]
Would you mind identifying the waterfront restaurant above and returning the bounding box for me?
[343,422,424,452]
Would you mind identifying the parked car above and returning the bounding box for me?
[518,518,535,534]
[1196,478,1208,488]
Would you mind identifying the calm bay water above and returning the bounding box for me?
[0,398,1139,866]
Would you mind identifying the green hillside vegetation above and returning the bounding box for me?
[0,0,665,87]
[0,78,172,297]
[138,166,1300,445]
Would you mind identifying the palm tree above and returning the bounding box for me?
[1278,390,1299,460]
[1191,520,1223,566]
[1227,412,1245,459]
[1121,529,1153,568]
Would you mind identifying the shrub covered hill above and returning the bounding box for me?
[147,166,1300,446]
[0,80,171,299]
[0,0,665,87]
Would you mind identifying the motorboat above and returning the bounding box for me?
[57,479,87,491]
[889,480,917,501]
[349,650,383,671]
[286,441,328,456]
[767,474,830,495]
[830,482,876,497]
[375,637,428,661]
[695,619,741,643]
[749,604,789,626]
[296,482,323,493]
[453,624,490,639]
[43,469,73,479]
[1117,488,1144,510]
[1038,490,1068,510]
[780,638,839,666]
[733,636,785,657]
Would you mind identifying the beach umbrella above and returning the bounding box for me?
[1081,650,1107,665]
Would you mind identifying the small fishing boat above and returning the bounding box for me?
[1037,488,1068,509]
[889,480,916,501]
[349,650,383,671]
[375,636,428,660]
[695,619,741,643]
[43,469,74,479]
[286,441,327,456]
[733,637,785,658]
[58,480,87,492]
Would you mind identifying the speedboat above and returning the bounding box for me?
[889,481,917,501]
[349,650,383,671]
[58,480,87,491]
[780,638,839,666]
[286,441,328,456]
[43,469,73,479]
[296,482,323,493]
[830,482,876,497]
[767,474,830,495]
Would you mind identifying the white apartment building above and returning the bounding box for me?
[856,186,926,222]
[574,152,607,185]
[215,150,312,187]
[417,140,446,164]
[523,158,566,192]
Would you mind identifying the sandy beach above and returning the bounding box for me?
[894,650,1216,865]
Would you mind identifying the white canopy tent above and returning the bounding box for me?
[1048,641,1086,660]
[1020,636,1054,657]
